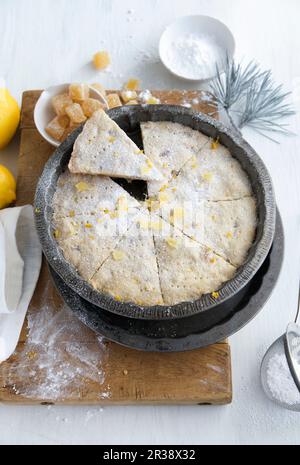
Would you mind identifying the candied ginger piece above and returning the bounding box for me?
[146,96,160,105]
[62,123,80,140]
[57,115,70,128]
[121,90,137,103]
[170,207,184,224]
[75,182,90,192]
[46,115,69,141]
[91,82,106,97]
[69,83,89,102]
[81,98,105,117]
[107,93,122,109]
[139,90,160,105]
[52,93,73,116]
[166,237,178,249]
[124,79,140,91]
[112,250,126,261]
[211,139,220,150]
[125,100,139,106]
[202,172,213,182]
[65,103,87,124]
[93,51,111,70]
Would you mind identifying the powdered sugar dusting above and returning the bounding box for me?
[7,283,109,401]
[207,364,225,374]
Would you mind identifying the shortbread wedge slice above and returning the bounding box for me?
[52,170,140,220]
[90,210,164,306]
[53,208,140,282]
[152,218,236,306]
[141,121,210,196]
[159,197,257,268]
[166,142,252,202]
[68,110,163,181]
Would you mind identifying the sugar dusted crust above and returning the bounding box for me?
[141,121,211,197]
[90,211,164,306]
[68,110,164,182]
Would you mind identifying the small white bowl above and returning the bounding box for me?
[159,15,235,82]
[34,83,108,147]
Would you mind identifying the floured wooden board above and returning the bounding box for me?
[0,90,232,405]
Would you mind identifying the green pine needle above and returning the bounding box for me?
[209,58,295,141]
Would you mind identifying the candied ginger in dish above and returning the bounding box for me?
[69,83,89,102]
[52,93,73,116]
[93,51,111,70]
[65,103,87,124]
[107,93,122,109]
[63,123,80,140]
[81,98,105,118]
[46,115,70,141]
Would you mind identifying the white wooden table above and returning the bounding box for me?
[0,0,300,445]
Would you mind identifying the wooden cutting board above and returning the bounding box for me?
[0,90,232,405]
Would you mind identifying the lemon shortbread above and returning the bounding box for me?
[68,110,163,182]
[141,121,210,197]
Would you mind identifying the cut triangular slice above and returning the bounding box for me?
[159,198,257,268]
[201,198,257,267]
[141,121,210,197]
[90,210,164,306]
[153,140,252,206]
[53,208,140,282]
[152,218,236,306]
[68,110,163,181]
[52,170,140,220]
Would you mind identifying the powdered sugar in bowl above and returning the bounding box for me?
[159,15,235,82]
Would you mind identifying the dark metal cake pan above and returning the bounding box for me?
[34,105,276,320]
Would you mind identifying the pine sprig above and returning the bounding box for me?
[210,56,264,110]
[209,58,295,142]
[238,71,295,132]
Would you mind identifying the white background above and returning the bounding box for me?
[0,0,300,445]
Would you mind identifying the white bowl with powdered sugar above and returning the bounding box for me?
[159,15,235,82]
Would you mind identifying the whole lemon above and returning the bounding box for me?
[0,88,20,150]
[0,164,16,209]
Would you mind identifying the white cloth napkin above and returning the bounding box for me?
[0,205,42,362]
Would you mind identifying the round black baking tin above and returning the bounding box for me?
[35,105,276,320]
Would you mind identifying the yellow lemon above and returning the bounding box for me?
[0,164,16,209]
[0,88,20,150]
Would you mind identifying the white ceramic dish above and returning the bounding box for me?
[34,83,108,147]
[159,15,235,82]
